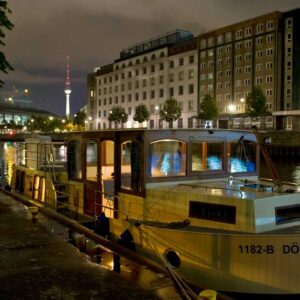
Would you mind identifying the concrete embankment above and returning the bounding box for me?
[0,191,168,300]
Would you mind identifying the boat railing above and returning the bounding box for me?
[94,190,128,220]
[15,141,67,174]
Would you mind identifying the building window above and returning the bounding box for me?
[151,90,155,99]
[169,73,174,82]
[207,84,213,92]
[225,82,231,88]
[178,71,184,81]
[217,47,223,55]
[225,94,231,100]
[256,23,264,33]
[189,55,194,64]
[143,67,147,74]
[236,55,242,62]
[188,69,194,79]
[188,100,194,111]
[200,51,206,59]
[115,96,118,104]
[256,50,263,58]
[245,27,252,36]
[266,48,273,56]
[235,42,242,50]
[150,77,155,86]
[208,61,214,68]
[188,84,194,94]
[267,34,273,43]
[200,74,206,81]
[256,37,263,46]
[142,79,147,87]
[217,83,223,89]
[266,75,273,83]
[236,29,242,39]
[151,65,155,72]
[143,91,147,100]
[159,75,164,84]
[178,86,184,95]
[208,73,213,80]
[245,53,251,60]
[225,69,231,77]
[170,60,174,68]
[225,32,232,42]
[266,20,274,31]
[256,63,262,71]
[121,95,125,103]
[226,57,231,65]
[217,34,224,44]
[217,71,223,78]
[266,62,273,69]
[245,66,251,73]
[235,80,241,87]
[235,68,242,75]
[244,79,251,86]
[266,89,273,96]
[135,69,139,76]
[179,58,184,66]
[128,94,132,102]
[226,45,232,53]
[159,63,164,70]
[169,87,174,97]
[159,89,164,98]
[135,93,139,101]
[200,63,206,69]
[256,77,262,84]
[208,49,214,57]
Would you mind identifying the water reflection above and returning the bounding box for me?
[0,141,16,187]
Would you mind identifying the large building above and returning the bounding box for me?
[87,8,300,131]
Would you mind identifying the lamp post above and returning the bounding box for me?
[155,105,159,129]
[228,104,235,129]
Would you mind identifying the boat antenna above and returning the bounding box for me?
[251,126,282,191]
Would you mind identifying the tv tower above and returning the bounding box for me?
[64,56,71,117]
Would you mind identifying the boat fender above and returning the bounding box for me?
[117,229,136,252]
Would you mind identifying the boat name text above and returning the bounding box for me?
[239,243,300,255]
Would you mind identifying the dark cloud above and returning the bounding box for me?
[1,0,300,115]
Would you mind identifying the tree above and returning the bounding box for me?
[159,98,182,128]
[133,104,150,125]
[245,86,268,117]
[108,106,128,127]
[197,94,218,121]
[73,111,86,127]
[0,1,14,87]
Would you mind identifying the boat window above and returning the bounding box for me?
[191,142,223,171]
[86,141,98,182]
[68,140,82,179]
[189,201,236,224]
[228,141,256,173]
[121,141,142,192]
[276,204,300,225]
[149,140,186,177]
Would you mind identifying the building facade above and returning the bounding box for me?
[88,30,198,130]
[87,8,300,131]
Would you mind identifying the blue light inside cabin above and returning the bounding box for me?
[229,158,255,173]
[207,156,222,170]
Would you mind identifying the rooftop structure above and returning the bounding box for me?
[119,29,194,60]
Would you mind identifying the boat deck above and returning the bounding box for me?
[150,179,280,201]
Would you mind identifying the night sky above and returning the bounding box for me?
[1,0,300,116]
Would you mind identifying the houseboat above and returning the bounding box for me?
[11,128,300,296]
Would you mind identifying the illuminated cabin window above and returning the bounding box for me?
[228,141,256,173]
[86,141,98,182]
[189,201,236,224]
[121,141,141,192]
[149,140,186,177]
[69,140,82,179]
[191,142,223,171]
[276,204,300,225]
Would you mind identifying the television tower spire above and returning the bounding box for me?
[64,56,71,117]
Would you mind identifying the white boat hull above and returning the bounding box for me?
[110,219,300,294]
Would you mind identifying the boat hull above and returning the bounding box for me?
[110,218,300,294]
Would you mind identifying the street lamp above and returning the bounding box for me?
[155,105,159,129]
